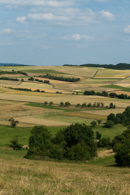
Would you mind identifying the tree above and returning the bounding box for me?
[76,103,80,107]
[21,78,24,82]
[105,120,114,128]
[95,131,101,140]
[81,102,87,107]
[25,124,97,161]
[60,102,64,107]
[65,102,71,107]
[115,140,130,166]
[98,137,111,147]
[109,102,114,108]
[97,120,102,125]
[90,121,97,127]
[44,101,48,105]
[25,126,63,159]
[9,118,19,127]
[49,101,53,106]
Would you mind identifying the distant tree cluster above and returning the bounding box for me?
[8,87,45,93]
[39,74,80,82]
[0,70,28,76]
[76,101,115,109]
[35,78,50,84]
[107,106,130,126]
[60,102,71,107]
[0,77,19,81]
[25,124,97,161]
[83,90,130,100]
[64,63,130,70]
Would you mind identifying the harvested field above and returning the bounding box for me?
[79,78,119,84]
[95,69,130,78]
[109,90,130,96]
[14,116,70,126]
[62,112,107,120]
[0,80,20,86]
[42,66,97,78]
[0,93,130,108]
[33,113,94,125]
[19,81,52,89]
[82,108,125,116]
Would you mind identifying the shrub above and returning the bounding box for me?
[8,136,23,150]
[81,102,87,107]
[105,120,114,128]
[98,137,111,147]
[65,102,71,107]
[90,121,97,127]
[97,120,102,125]
[95,131,101,139]
[49,101,53,106]
[60,102,64,107]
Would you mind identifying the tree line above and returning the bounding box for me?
[38,74,80,82]
[63,63,130,70]
[0,70,28,76]
[83,90,130,100]
[0,77,19,81]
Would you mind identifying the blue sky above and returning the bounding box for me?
[0,0,130,66]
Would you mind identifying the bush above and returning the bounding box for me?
[95,131,101,139]
[65,102,71,107]
[98,137,111,147]
[90,121,97,127]
[105,120,114,128]
[8,136,23,150]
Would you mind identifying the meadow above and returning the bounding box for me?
[0,65,130,194]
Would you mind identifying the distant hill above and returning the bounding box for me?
[63,63,130,70]
[0,63,30,66]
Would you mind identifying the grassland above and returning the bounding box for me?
[0,65,130,194]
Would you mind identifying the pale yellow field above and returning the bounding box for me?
[42,66,98,78]
[82,108,125,116]
[14,116,71,126]
[0,93,130,108]
[95,69,130,78]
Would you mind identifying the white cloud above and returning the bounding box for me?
[124,25,130,34]
[23,8,98,25]
[16,16,26,22]
[0,0,72,7]
[100,10,115,20]
[28,13,67,21]
[0,28,14,34]
[63,34,94,41]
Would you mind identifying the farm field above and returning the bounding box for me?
[0,65,130,194]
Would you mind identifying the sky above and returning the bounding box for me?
[0,0,130,66]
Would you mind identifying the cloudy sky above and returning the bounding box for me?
[0,0,130,66]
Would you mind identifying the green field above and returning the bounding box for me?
[101,84,130,92]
